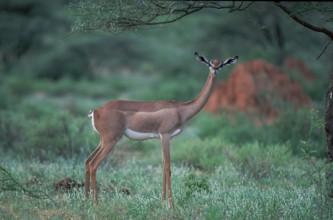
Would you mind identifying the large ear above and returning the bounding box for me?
[195,52,211,67]
[216,56,238,69]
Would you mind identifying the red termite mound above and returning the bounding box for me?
[204,59,312,123]
[284,57,313,82]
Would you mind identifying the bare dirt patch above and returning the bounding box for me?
[53,177,84,191]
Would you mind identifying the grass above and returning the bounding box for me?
[1,146,333,220]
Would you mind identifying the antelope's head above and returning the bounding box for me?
[195,52,238,75]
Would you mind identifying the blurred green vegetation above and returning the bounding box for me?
[1,1,333,218]
[0,0,330,162]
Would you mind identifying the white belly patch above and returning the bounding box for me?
[124,128,182,140]
[124,128,159,140]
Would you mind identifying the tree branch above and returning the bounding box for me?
[273,1,333,58]
[274,1,333,40]
[68,1,255,33]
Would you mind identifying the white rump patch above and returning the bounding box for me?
[89,111,99,134]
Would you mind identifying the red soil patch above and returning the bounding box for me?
[205,59,311,123]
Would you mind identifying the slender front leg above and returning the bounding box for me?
[84,142,101,199]
[161,134,173,208]
[161,143,166,202]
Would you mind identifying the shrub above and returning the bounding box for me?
[271,108,325,156]
[226,142,293,179]
[0,111,26,152]
[169,138,228,171]
[183,172,210,199]
[0,109,96,161]
[192,112,264,145]
[25,112,96,161]
[191,108,325,157]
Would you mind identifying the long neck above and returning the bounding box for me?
[181,72,216,122]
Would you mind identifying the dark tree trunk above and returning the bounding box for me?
[325,74,333,197]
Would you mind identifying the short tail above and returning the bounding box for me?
[88,110,99,134]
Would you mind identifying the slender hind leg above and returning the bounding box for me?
[84,141,101,199]
[89,137,120,205]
